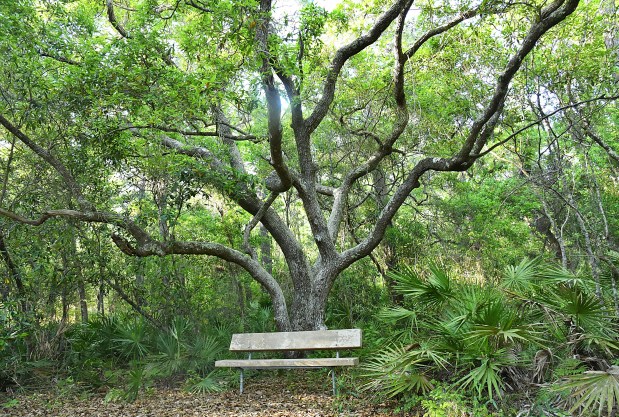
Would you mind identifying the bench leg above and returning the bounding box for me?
[331,369,336,396]
[240,369,244,394]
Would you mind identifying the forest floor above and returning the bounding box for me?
[0,372,413,417]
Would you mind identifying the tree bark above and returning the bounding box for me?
[77,277,88,323]
[97,275,105,316]
[0,231,27,311]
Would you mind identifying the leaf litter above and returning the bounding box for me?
[0,373,412,417]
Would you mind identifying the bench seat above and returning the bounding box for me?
[215,357,359,369]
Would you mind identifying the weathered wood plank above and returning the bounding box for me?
[214,357,359,368]
[228,329,362,351]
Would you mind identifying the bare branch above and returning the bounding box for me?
[106,0,131,38]
[472,94,619,159]
[243,192,279,259]
[305,0,410,134]
[337,0,581,273]
[581,121,619,163]
[404,7,480,61]
[38,50,81,66]
[126,124,258,141]
[0,113,93,211]
[326,1,412,243]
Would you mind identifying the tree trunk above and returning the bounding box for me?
[61,286,69,324]
[288,269,332,331]
[260,225,273,276]
[0,230,27,311]
[97,275,105,316]
[77,276,88,323]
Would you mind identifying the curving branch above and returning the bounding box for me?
[106,0,131,38]
[337,0,581,274]
[106,0,176,66]
[305,0,409,135]
[0,205,291,330]
[151,131,314,296]
[326,0,413,243]
[0,115,297,330]
[257,0,293,192]
[324,2,479,244]
[0,113,93,211]
[404,7,480,61]
[471,94,619,159]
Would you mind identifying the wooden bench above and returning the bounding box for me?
[214,329,362,395]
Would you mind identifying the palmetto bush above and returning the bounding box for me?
[67,314,224,399]
[363,259,619,414]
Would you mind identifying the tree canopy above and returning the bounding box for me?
[0,0,617,335]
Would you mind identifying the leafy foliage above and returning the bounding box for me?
[365,260,619,414]
[556,366,619,417]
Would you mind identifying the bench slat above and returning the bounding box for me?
[228,329,362,351]
[214,357,359,368]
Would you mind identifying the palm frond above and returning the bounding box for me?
[501,257,541,292]
[186,370,224,394]
[113,319,151,360]
[390,264,453,307]
[361,344,436,396]
[539,266,591,288]
[555,366,619,416]
[457,350,515,400]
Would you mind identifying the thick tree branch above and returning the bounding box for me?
[167,240,290,330]
[337,0,581,272]
[316,184,335,196]
[106,0,131,38]
[0,204,291,330]
[305,0,409,135]
[153,131,313,297]
[326,1,413,243]
[257,0,293,192]
[0,113,93,211]
[460,0,580,160]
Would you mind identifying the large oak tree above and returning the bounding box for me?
[0,0,599,331]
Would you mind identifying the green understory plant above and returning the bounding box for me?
[363,259,619,415]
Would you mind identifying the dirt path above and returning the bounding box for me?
[1,374,410,417]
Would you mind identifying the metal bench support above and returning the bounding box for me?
[239,352,252,394]
[331,351,340,395]
[240,368,244,394]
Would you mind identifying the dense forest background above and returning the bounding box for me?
[1,0,619,415]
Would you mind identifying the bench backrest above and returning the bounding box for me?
[229,329,362,352]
